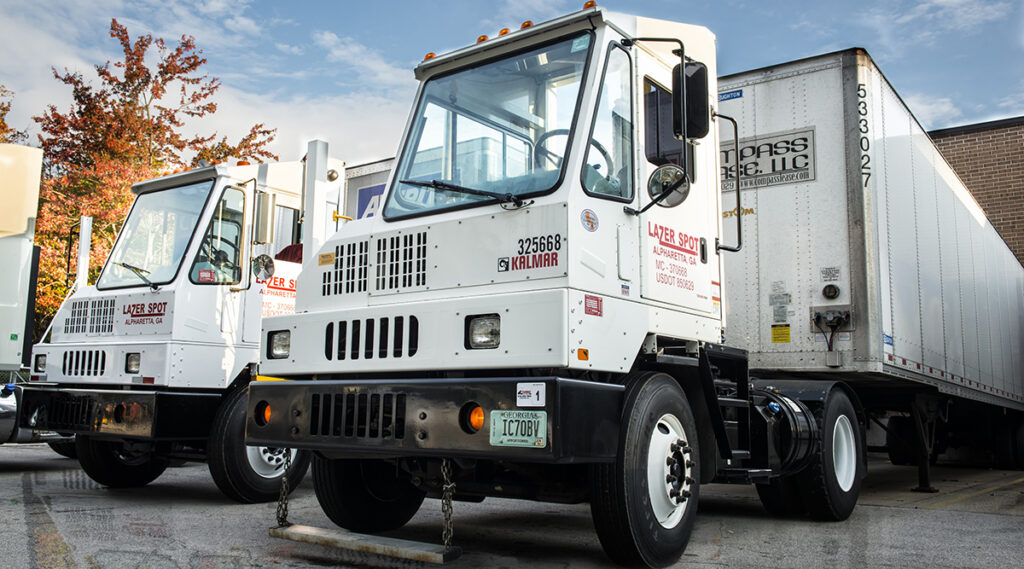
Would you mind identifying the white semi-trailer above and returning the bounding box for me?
[242,6,1023,567]
[718,50,1024,491]
[20,151,344,502]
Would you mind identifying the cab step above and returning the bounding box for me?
[269,524,462,564]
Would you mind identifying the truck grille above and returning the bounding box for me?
[324,315,419,361]
[376,232,427,291]
[308,391,406,440]
[322,240,369,296]
[42,395,96,431]
[320,232,428,297]
[63,298,115,335]
[62,350,107,377]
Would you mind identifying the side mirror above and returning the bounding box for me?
[671,62,710,141]
[253,191,275,245]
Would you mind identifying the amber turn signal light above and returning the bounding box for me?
[460,402,485,434]
[255,401,271,426]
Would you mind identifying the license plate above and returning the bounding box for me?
[489,410,547,448]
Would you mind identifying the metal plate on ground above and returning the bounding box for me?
[270,524,461,564]
[489,410,547,448]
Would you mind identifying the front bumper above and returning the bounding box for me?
[246,377,624,463]
[18,386,222,441]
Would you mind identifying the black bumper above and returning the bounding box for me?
[246,377,624,463]
[18,386,222,440]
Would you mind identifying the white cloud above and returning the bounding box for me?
[275,43,303,56]
[312,31,414,89]
[860,0,1012,55]
[190,85,411,165]
[905,93,963,128]
[224,15,261,36]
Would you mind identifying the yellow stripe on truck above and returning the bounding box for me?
[255,375,290,382]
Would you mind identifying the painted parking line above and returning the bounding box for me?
[923,476,1024,510]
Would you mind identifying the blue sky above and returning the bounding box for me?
[1,0,1021,164]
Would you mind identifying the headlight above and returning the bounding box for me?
[268,330,291,359]
[33,354,46,372]
[125,352,141,374]
[466,314,500,349]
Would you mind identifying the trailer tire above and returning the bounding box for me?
[75,435,168,488]
[798,389,862,521]
[313,456,425,533]
[590,372,699,568]
[47,439,77,459]
[208,387,311,503]
[755,475,805,517]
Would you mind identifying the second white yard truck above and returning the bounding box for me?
[19,150,345,502]
[243,4,1024,567]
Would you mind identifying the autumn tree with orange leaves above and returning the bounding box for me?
[0,85,28,144]
[32,19,278,338]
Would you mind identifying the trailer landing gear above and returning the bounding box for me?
[910,395,943,493]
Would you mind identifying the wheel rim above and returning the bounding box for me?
[647,413,693,529]
[246,446,296,479]
[832,414,856,492]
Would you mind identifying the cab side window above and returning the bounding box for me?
[644,78,694,179]
[582,45,633,200]
[190,187,245,285]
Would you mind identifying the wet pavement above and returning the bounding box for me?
[2,444,1021,568]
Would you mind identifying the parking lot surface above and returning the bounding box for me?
[2,444,1021,568]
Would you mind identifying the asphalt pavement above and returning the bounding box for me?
[2,444,1021,568]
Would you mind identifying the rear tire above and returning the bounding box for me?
[590,372,699,568]
[76,435,168,488]
[313,456,425,532]
[208,386,311,503]
[798,389,863,521]
[755,475,805,517]
[47,439,77,459]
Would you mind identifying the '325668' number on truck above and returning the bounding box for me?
[518,234,562,255]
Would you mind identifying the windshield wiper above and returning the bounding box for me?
[116,262,159,290]
[399,179,532,209]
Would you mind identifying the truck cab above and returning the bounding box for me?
[248,6,864,567]
[21,155,342,502]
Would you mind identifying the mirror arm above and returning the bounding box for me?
[714,111,743,253]
[624,176,688,216]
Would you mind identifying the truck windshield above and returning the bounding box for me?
[384,32,592,218]
[97,179,214,289]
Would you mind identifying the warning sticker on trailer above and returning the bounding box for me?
[771,324,791,343]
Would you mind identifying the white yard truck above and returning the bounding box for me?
[243,5,1023,567]
[19,150,344,502]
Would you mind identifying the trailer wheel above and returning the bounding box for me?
[590,372,699,568]
[208,387,311,503]
[798,389,863,521]
[313,456,425,532]
[47,439,77,459]
[755,475,805,517]
[75,435,168,488]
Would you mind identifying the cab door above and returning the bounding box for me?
[635,52,717,317]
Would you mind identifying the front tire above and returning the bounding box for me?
[47,439,77,459]
[590,372,699,568]
[798,388,863,520]
[208,386,312,503]
[76,435,169,488]
[313,457,426,533]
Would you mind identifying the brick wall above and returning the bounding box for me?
[929,116,1024,265]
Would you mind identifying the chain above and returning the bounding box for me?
[440,458,455,552]
[275,449,292,528]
